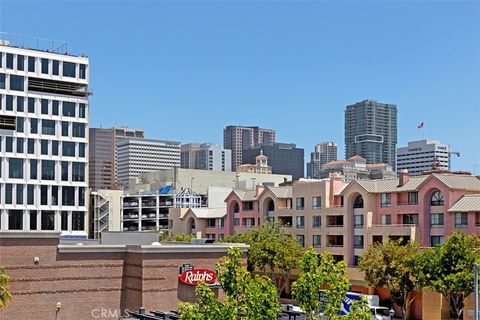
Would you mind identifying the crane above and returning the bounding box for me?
[448,151,460,171]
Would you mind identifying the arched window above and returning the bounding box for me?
[431,191,444,206]
[233,202,240,213]
[353,195,364,209]
[268,200,275,212]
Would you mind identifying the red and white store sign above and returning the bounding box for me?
[179,269,217,286]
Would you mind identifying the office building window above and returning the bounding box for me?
[61,121,69,136]
[27,185,34,205]
[30,118,38,134]
[53,60,59,75]
[41,140,48,155]
[5,184,13,204]
[29,210,37,230]
[6,95,13,110]
[78,187,85,206]
[62,141,75,157]
[6,54,13,69]
[10,75,24,91]
[41,58,49,74]
[41,160,55,180]
[42,119,56,135]
[9,158,23,178]
[313,235,321,247]
[28,56,35,72]
[296,235,305,247]
[5,137,13,153]
[41,211,55,230]
[16,184,23,204]
[79,143,85,158]
[72,212,85,230]
[63,102,75,117]
[79,103,86,118]
[312,216,321,228]
[79,64,86,79]
[51,186,58,205]
[61,161,69,181]
[52,140,59,156]
[62,186,75,206]
[16,117,24,133]
[61,211,68,230]
[16,137,24,152]
[455,212,468,228]
[27,138,35,154]
[296,216,305,228]
[41,99,48,114]
[72,123,85,137]
[72,162,85,182]
[63,62,76,77]
[30,159,37,179]
[28,97,35,113]
[17,55,24,71]
[17,96,24,112]
[312,196,321,209]
[0,73,5,89]
[40,185,48,205]
[380,193,391,207]
[52,100,59,115]
[431,213,444,228]
[8,210,23,230]
[296,197,304,210]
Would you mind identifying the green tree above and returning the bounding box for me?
[179,247,281,320]
[160,233,194,242]
[0,266,12,309]
[223,222,302,293]
[292,248,371,320]
[416,231,480,320]
[359,239,419,320]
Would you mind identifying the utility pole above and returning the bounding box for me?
[475,263,479,320]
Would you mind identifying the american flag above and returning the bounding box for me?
[417,122,424,129]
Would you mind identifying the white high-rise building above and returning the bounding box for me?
[0,37,90,237]
[117,138,180,186]
[397,140,450,175]
[181,143,231,172]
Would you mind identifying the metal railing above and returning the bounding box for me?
[0,31,69,55]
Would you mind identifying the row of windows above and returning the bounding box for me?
[0,158,85,182]
[0,52,86,79]
[380,212,469,228]
[0,95,87,118]
[0,137,86,158]
[1,184,85,206]
[3,210,85,231]
[0,73,24,91]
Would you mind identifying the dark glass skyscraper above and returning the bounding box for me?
[345,99,397,170]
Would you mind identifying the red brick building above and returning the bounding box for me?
[0,231,247,320]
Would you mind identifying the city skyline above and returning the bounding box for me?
[1,1,478,173]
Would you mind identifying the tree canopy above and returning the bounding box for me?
[0,266,12,309]
[416,231,480,320]
[359,239,419,320]
[179,247,281,320]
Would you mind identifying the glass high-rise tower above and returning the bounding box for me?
[345,99,397,170]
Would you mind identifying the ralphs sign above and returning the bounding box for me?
[179,269,217,286]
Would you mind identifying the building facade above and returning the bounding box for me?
[320,155,396,182]
[89,128,115,190]
[223,125,275,170]
[181,143,232,172]
[0,41,90,237]
[236,152,272,175]
[397,140,450,175]
[345,99,397,170]
[117,138,180,186]
[242,143,304,180]
[306,142,337,179]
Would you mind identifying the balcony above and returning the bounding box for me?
[326,216,344,228]
[369,224,419,242]
[326,235,344,247]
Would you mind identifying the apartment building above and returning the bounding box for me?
[320,155,396,182]
[0,38,90,237]
[223,125,275,170]
[397,139,450,175]
[117,138,180,186]
[306,142,337,179]
[345,99,397,170]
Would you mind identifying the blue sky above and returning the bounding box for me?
[1,1,479,173]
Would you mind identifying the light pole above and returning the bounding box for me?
[475,263,479,320]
